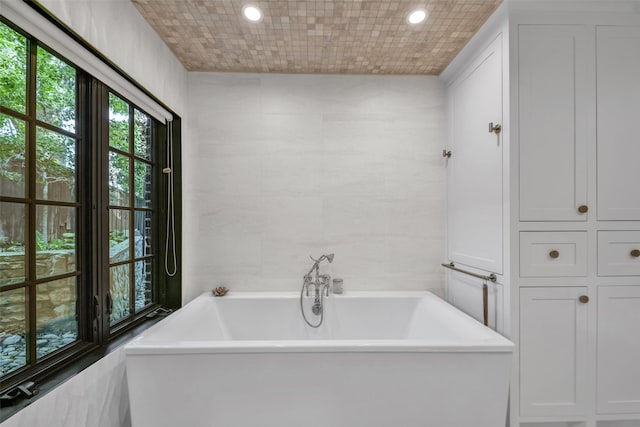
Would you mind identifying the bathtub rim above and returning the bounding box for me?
[124,290,514,355]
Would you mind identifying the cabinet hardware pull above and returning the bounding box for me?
[482,282,489,327]
[442,149,452,158]
[578,205,588,213]
[549,250,560,259]
[579,295,589,304]
[631,249,640,258]
[488,122,502,134]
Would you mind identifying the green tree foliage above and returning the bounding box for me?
[108,93,152,208]
[1,23,78,244]
[1,23,152,244]
[0,112,25,192]
[0,23,27,196]
[134,110,152,208]
[109,93,129,151]
[36,46,76,132]
[1,23,76,205]
[0,22,26,113]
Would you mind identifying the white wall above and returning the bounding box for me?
[183,73,446,301]
[0,348,131,427]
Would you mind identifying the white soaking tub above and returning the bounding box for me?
[125,291,513,427]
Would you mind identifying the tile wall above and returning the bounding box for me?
[183,73,446,300]
[1,348,131,427]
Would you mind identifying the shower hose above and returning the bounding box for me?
[300,280,324,328]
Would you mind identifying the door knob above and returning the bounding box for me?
[631,249,640,258]
[578,205,588,214]
[579,295,589,304]
[549,250,560,259]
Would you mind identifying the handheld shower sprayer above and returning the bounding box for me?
[306,253,334,277]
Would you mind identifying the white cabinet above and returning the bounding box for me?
[518,25,592,222]
[598,231,640,276]
[447,35,503,274]
[519,287,589,417]
[520,231,588,277]
[596,26,640,220]
[517,24,640,222]
[442,4,640,427]
[597,286,640,414]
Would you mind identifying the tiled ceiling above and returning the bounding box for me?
[132,0,502,75]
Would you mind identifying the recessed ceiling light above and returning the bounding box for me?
[407,9,428,25]
[242,5,263,22]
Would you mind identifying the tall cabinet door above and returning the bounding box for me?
[596,26,640,220]
[519,287,589,417]
[447,35,503,274]
[597,286,640,414]
[518,25,592,221]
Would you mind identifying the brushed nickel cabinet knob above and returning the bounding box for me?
[549,250,560,259]
[579,295,589,304]
[631,249,640,258]
[578,205,588,214]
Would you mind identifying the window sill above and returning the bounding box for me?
[0,315,165,423]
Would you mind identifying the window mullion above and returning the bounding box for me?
[128,104,135,319]
[153,122,164,305]
[96,83,110,344]
[26,37,38,370]
[76,73,88,345]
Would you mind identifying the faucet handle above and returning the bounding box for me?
[303,275,313,296]
[319,274,331,296]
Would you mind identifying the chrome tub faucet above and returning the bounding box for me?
[303,254,334,315]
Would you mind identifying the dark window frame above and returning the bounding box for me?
[101,88,162,334]
[0,11,182,411]
[0,18,96,390]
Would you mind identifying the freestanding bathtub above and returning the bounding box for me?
[125,291,513,427]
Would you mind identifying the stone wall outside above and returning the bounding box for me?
[0,251,76,335]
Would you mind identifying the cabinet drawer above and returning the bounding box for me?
[520,232,588,277]
[598,231,640,276]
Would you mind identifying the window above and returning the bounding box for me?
[1,20,84,379]
[107,93,156,326]
[0,18,180,394]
